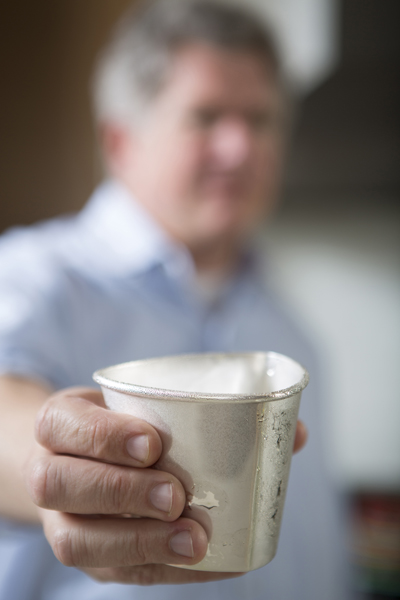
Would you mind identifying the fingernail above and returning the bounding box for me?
[126,434,149,462]
[150,483,173,513]
[170,530,194,558]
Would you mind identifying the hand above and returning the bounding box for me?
[25,387,307,586]
[293,419,308,453]
[25,388,242,585]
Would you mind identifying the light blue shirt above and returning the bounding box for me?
[0,180,349,599]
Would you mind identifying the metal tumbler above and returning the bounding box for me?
[93,351,309,572]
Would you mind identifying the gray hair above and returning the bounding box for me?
[92,0,282,124]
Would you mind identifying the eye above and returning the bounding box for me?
[247,111,281,133]
[189,109,221,129]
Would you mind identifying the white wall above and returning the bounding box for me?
[222,0,340,92]
[263,203,400,491]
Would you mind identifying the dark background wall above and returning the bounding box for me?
[0,0,133,231]
[0,0,399,233]
[285,0,400,207]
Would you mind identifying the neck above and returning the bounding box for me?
[189,239,242,275]
[116,177,244,275]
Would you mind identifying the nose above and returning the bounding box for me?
[210,118,252,169]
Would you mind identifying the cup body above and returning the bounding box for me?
[93,352,308,572]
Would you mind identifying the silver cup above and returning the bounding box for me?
[93,352,309,572]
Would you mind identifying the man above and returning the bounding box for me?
[0,1,348,598]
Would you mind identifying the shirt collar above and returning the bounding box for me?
[77,179,196,280]
[76,179,263,305]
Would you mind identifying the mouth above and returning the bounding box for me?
[201,172,249,198]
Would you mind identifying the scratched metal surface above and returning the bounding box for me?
[94,352,307,572]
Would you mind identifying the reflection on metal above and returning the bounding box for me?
[94,351,308,572]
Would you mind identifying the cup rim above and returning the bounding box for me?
[93,351,309,403]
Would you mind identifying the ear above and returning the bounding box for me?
[98,122,137,179]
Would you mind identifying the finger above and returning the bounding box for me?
[42,511,209,569]
[84,564,245,585]
[293,420,308,454]
[35,389,162,467]
[27,450,186,521]
[60,387,108,408]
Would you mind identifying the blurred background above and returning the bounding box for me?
[1,0,399,597]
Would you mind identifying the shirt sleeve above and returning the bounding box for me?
[0,227,74,389]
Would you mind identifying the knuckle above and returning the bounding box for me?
[27,457,57,508]
[34,402,54,445]
[88,566,152,584]
[88,416,109,456]
[52,526,79,567]
[133,565,159,586]
[130,531,149,565]
[86,415,117,458]
[101,467,131,513]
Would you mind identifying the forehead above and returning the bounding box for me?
[155,43,280,111]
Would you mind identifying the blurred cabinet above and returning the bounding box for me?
[0,0,134,232]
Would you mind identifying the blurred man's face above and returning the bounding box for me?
[106,43,285,267]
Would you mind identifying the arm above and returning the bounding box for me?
[0,375,52,522]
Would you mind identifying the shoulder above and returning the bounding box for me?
[0,214,80,296]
